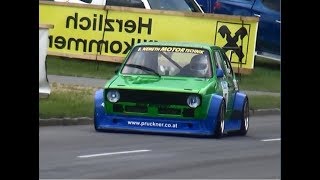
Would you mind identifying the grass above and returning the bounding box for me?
[248,95,280,110]
[237,66,280,92]
[47,56,120,79]
[237,56,280,92]
[47,55,280,92]
[39,84,280,118]
[39,83,97,118]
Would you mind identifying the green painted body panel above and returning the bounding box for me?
[108,74,216,93]
[103,41,235,120]
[105,74,221,119]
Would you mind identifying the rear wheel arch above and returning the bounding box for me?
[239,97,250,135]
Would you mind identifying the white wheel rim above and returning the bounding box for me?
[244,101,249,131]
[221,119,225,134]
[244,116,249,130]
[220,105,225,134]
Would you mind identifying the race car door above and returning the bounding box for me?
[214,50,236,115]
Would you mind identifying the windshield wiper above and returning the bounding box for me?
[124,64,161,78]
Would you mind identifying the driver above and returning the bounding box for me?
[189,54,209,77]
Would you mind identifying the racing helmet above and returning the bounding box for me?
[190,54,209,77]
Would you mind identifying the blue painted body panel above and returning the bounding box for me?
[225,91,247,130]
[94,89,248,136]
[233,91,247,112]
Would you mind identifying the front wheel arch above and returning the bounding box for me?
[213,100,226,139]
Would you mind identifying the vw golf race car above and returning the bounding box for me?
[94,42,249,138]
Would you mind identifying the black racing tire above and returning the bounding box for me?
[94,120,103,132]
[238,97,249,136]
[94,116,98,132]
[213,101,225,139]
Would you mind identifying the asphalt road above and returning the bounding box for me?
[39,114,281,179]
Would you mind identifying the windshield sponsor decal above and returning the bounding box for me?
[137,46,204,54]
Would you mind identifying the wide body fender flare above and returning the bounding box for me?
[231,91,248,120]
[94,89,105,121]
[205,94,224,133]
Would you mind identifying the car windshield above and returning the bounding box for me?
[147,0,202,12]
[121,46,212,78]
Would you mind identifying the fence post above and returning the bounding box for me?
[39,24,54,98]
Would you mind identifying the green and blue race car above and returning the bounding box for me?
[94,41,249,138]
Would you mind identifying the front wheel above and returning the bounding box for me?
[213,101,225,139]
[93,108,102,132]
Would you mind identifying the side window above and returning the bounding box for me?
[220,50,234,77]
[214,51,226,76]
[80,0,93,3]
[262,0,280,12]
[214,51,223,70]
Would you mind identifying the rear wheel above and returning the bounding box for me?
[213,101,225,139]
[238,98,249,135]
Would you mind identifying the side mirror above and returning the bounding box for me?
[216,68,224,78]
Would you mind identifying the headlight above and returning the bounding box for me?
[106,90,120,103]
[187,95,200,108]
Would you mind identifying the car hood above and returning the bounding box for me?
[107,75,213,93]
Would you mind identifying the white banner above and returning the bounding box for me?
[39,24,54,98]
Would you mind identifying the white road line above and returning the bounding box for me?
[78,149,151,158]
[261,138,281,142]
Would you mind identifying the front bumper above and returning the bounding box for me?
[94,113,216,136]
[94,89,224,136]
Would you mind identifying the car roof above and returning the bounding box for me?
[135,41,221,50]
